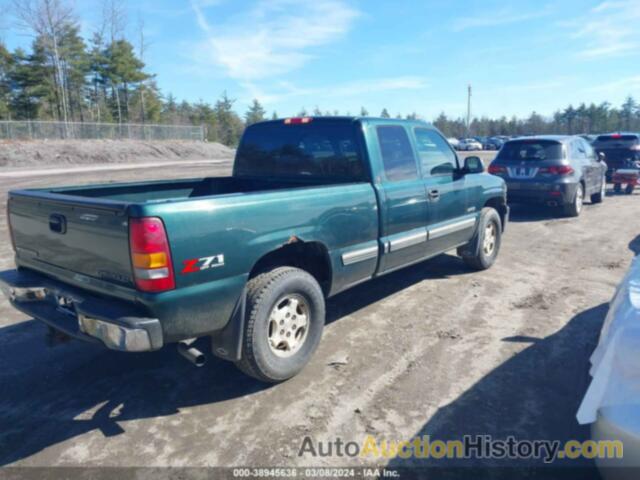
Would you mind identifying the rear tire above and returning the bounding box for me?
[591,176,606,204]
[614,183,622,194]
[564,183,583,217]
[235,267,325,383]
[626,183,635,195]
[460,207,502,271]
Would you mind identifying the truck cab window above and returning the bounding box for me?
[377,125,418,181]
[413,128,457,176]
[235,122,367,182]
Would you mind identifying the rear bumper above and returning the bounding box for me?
[506,181,577,205]
[0,268,163,352]
[611,169,640,184]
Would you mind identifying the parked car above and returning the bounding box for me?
[487,135,607,217]
[447,137,460,149]
[458,138,483,151]
[0,117,508,383]
[579,134,597,144]
[577,255,640,476]
[592,133,640,185]
[483,137,505,150]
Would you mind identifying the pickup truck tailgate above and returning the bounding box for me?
[8,193,133,287]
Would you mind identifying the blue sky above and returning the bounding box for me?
[3,0,640,120]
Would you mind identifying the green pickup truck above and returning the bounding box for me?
[1,117,508,382]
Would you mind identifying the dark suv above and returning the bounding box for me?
[592,133,640,182]
[488,136,607,217]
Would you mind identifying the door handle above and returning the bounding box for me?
[428,189,440,200]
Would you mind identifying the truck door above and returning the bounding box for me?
[412,127,476,256]
[373,125,429,273]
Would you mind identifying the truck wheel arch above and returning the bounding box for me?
[211,240,333,363]
[248,240,333,296]
[484,197,507,232]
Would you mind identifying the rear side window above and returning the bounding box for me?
[377,126,418,181]
[496,140,564,162]
[414,128,457,176]
[571,140,587,159]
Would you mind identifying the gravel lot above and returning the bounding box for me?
[0,151,638,475]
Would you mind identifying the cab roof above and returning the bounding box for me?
[256,116,435,128]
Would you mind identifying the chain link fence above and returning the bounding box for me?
[0,121,205,141]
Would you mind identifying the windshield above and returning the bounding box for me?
[234,121,368,181]
[496,140,564,162]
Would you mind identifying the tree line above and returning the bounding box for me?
[432,97,640,139]
[1,1,639,146]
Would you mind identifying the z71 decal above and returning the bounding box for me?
[181,254,225,274]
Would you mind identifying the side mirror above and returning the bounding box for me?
[598,151,606,161]
[463,156,484,174]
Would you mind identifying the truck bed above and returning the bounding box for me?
[45,176,347,203]
[8,175,377,298]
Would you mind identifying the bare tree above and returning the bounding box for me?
[102,0,126,44]
[100,0,126,124]
[12,0,74,128]
[136,14,147,123]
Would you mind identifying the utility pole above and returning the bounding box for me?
[466,84,472,136]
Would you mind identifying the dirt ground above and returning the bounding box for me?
[0,153,638,476]
[0,140,234,168]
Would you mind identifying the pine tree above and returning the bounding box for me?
[103,39,149,123]
[8,46,52,120]
[0,43,13,119]
[620,96,637,131]
[360,106,368,116]
[244,98,266,125]
[213,91,244,146]
[380,108,390,118]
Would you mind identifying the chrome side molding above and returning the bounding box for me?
[389,229,427,252]
[342,245,379,266]
[428,217,476,240]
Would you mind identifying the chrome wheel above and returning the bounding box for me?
[575,184,583,213]
[483,222,497,256]
[267,294,310,358]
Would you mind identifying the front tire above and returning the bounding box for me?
[626,183,635,195]
[591,176,606,204]
[460,207,502,270]
[235,267,325,383]
[564,183,584,217]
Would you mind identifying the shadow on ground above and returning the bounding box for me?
[507,203,568,223]
[629,234,640,256]
[0,253,474,466]
[387,303,608,479]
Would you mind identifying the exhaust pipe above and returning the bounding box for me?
[177,338,206,367]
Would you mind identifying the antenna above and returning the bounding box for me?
[466,84,472,136]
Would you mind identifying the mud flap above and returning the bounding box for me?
[210,288,246,361]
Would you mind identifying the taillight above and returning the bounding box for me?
[488,164,506,174]
[129,217,175,292]
[6,200,16,252]
[539,165,574,176]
